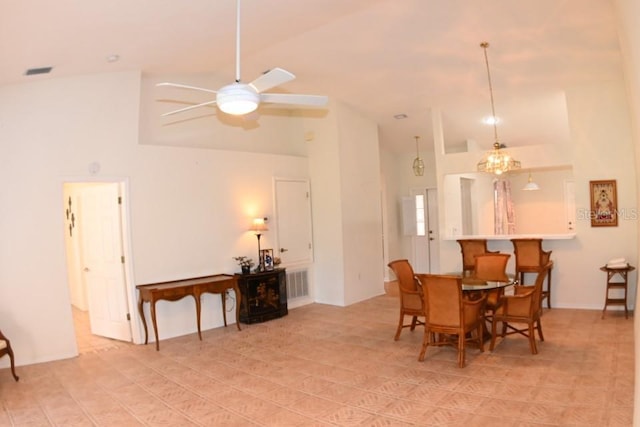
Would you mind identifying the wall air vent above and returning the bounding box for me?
[25,66,53,76]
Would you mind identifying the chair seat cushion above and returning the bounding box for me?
[0,340,6,350]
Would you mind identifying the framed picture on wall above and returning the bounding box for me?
[589,180,618,227]
[260,249,274,270]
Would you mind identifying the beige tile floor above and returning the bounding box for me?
[0,295,634,426]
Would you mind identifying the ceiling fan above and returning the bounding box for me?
[157,0,328,117]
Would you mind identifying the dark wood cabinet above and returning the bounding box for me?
[236,269,288,324]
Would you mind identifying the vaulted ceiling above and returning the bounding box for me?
[1,0,623,154]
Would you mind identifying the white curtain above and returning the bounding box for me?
[494,179,516,234]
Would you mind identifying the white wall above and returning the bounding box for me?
[0,71,317,366]
[0,72,142,364]
[306,105,345,305]
[335,104,385,304]
[306,102,385,305]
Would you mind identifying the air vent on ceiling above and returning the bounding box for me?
[25,66,53,76]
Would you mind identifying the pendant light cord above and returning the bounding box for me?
[481,42,499,148]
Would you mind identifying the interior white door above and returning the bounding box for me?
[79,183,132,341]
[274,179,313,265]
[426,188,440,272]
[409,191,429,273]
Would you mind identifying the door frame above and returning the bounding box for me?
[62,176,142,346]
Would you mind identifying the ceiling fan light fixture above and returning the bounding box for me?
[217,83,259,115]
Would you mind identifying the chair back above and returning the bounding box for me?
[531,264,551,315]
[457,239,492,275]
[474,253,510,282]
[422,274,463,328]
[511,238,551,268]
[388,259,422,311]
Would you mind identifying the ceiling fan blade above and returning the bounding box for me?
[260,93,328,107]
[249,68,296,93]
[161,100,218,117]
[157,82,218,94]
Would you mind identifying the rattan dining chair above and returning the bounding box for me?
[490,264,551,354]
[473,253,511,319]
[418,274,486,368]
[511,238,554,308]
[457,239,498,276]
[388,259,425,341]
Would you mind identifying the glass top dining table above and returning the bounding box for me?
[415,273,517,291]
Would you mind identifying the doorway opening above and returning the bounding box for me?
[63,180,135,354]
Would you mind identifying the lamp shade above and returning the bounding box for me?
[250,217,268,233]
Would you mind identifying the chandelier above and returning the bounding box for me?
[412,136,425,176]
[477,42,521,175]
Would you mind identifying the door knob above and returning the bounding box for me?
[280,248,288,252]
[83,267,90,272]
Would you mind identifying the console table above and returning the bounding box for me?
[236,269,288,323]
[137,274,241,350]
[600,265,635,319]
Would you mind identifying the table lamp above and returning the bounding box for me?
[250,217,268,271]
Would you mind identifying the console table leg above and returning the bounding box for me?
[138,299,148,345]
[221,293,228,327]
[234,286,242,331]
[150,302,160,351]
[195,295,202,341]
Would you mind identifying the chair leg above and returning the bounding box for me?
[489,318,498,351]
[528,323,538,354]
[418,328,430,361]
[410,315,418,331]
[394,312,404,341]
[457,333,465,368]
[547,268,552,309]
[477,324,484,352]
[536,319,544,342]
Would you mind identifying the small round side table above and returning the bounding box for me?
[600,265,635,319]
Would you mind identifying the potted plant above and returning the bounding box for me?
[233,256,254,274]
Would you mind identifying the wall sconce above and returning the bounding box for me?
[250,217,268,271]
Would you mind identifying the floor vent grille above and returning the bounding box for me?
[286,269,309,299]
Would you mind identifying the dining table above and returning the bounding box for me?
[460,274,517,293]
[415,273,518,341]
[415,273,518,293]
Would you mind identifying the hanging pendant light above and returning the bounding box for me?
[412,135,425,176]
[477,42,521,176]
[522,172,540,191]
